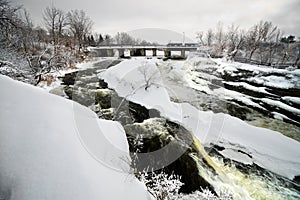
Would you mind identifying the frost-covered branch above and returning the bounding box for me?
[138,170,183,200]
[138,63,160,91]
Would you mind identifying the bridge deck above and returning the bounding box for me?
[88,45,199,51]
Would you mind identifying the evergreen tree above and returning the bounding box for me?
[98,34,104,45]
[90,35,95,46]
[281,35,296,43]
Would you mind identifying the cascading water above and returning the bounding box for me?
[156,57,300,200]
[192,136,253,199]
[191,135,300,199]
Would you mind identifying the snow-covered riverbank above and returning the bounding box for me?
[184,54,300,127]
[100,57,300,179]
[99,57,300,199]
[2,54,299,199]
[0,75,151,200]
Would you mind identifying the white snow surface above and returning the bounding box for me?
[213,58,296,75]
[100,58,300,179]
[261,98,300,116]
[184,70,266,111]
[224,81,270,95]
[282,96,300,105]
[247,75,297,89]
[212,58,300,89]
[0,75,151,200]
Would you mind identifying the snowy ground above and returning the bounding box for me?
[99,57,300,181]
[98,57,300,199]
[9,54,299,199]
[0,75,151,200]
[183,54,300,127]
[37,57,115,91]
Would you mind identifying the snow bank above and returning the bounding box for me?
[247,75,297,89]
[213,58,296,75]
[100,58,182,120]
[100,58,300,179]
[282,96,300,105]
[261,98,300,115]
[224,81,270,95]
[212,58,300,89]
[0,75,151,200]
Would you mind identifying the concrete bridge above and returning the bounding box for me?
[87,45,200,58]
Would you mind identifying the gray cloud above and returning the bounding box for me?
[269,0,300,36]
[13,0,300,39]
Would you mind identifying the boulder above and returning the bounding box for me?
[60,71,78,85]
[124,118,215,194]
[95,89,114,109]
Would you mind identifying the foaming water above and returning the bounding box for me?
[192,136,253,199]
[192,153,300,200]
[156,58,300,199]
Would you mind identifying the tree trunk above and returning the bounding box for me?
[249,48,256,60]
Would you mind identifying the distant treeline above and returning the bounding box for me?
[0,0,156,54]
[196,22,299,67]
[0,0,299,69]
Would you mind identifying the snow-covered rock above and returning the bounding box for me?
[100,58,300,180]
[0,75,151,200]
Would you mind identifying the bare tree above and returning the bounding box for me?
[259,21,278,42]
[26,47,68,85]
[103,34,113,46]
[115,32,136,45]
[206,29,214,47]
[17,9,36,53]
[294,44,300,67]
[196,31,205,46]
[196,20,297,65]
[67,9,93,47]
[215,22,226,53]
[246,23,260,60]
[0,0,20,28]
[138,64,160,91]
[227,24,239,52]
[43,5,67,48]
[34,26,48,49]
[246,21,278,60]
[226,24,245,59]
[266,29,282,64]
[0,0,23,46]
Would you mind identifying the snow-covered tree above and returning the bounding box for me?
[226,24,245,59]
[214,22,227,56]
[178,188,233,200]
[0,0,23,47]
[246,21,278,60]
[206,29,214,47]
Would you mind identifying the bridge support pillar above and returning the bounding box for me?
[164,50,171,57]
[107,49,114,57]
[98,49,105,57]
[181,50,185,58]
[118,49,124,58]
[130,49,135,56]
[141,49,145,56]
[152,49,157,56]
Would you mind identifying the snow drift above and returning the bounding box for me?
[100,58,300,180]
[0,75,151,200]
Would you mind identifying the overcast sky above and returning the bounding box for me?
[13,0,300,41]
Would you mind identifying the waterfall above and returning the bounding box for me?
[192,135,299,199]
